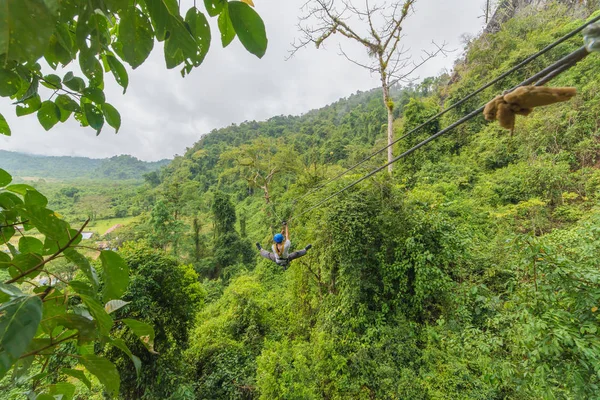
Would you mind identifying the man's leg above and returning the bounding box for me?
[260,249,277,262]
[287,248,307,261]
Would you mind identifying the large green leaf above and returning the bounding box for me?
[185,8,211,67]
[63,73,85,92]
[100,250,129,302]
[55,94,81,113]
[228,1,267,58]
[0,283,22,303]
[53,314,96,343]
[16,95,42,116]
[102,103,121,133]
[40,290,68,334]
[143,0,179,41]
[82,87,106,104]
[62,368,92,390]
[0,0,57,63]
[0,113,10,136]
[105,55,129,93]
[110,338,141,378]
[79,294,113,336]
[37,100,61,130]
[0,295,43,378]
[204,0,225,17]
[79,50,103,86]
[0,69,22,97]
[18,237,43,254]
[80,355,120,397]
[122,319,158,354]
[83,103,104,133]
[47,382,76,400]
[24,188,49,207]
[0,168,11,186]
[164,15,198,69]
[118,7,154,69]
[218,3,236,47]
[64,248,98,289]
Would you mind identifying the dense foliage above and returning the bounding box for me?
[0,0,267,136]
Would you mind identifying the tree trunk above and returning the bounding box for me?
[382,82,394,174]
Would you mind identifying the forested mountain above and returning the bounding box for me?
[0,151,169,181]
[2,2,600,399]
[107,5,599,398]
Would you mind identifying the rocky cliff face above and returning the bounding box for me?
[485,0,598,33]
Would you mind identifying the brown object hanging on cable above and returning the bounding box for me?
[483,86,577,132]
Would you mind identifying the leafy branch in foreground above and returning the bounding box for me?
[0,168,154,398]
[0,0,268,136]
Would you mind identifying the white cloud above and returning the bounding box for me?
[0,0,485,161]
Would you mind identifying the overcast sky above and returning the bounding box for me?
[0,0,485,161]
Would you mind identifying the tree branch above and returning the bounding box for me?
[5,219,90,284]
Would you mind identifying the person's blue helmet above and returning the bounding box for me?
[274,233,285,243]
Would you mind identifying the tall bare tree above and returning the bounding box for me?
[293,0,448,173]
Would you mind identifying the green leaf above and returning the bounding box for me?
[99,250,129,302]
[41,73,61,89]
[80,355,120,397]
[53,314,96,343]
[102,103,121,133]
[55,94,81,113]
[37,100,61,130]
[64,248,98,289]
[24,188,49,207]
[228,1,267,58]
[0,113,10,136]
[82,87,106,104]
[0,295,43,378]
[16,76,39,103]
[69,281,95,297]
[63,73,85,92]
[6,183,36,195]
[62,368,92,390]
[144,0,179,41]
[122,319,158,354]
[16,95,42,116]
[164,15,199,69]
[0,0,57,63]
[204,0,225,17]
[79,294,113,336]
[40,290,68,334]
[18,237,43,254]
[0,69,22,97]
[0,168,11,186]
[218,3,236,47]
[105,55,129,93]
[104,299,130,314]
[110,338,141,378]
[83,103,104,133]
[79,51,103,86]
[47,382,76,400]
[119,7,154,69]
[185,8,211,67]
[0,283,22,303]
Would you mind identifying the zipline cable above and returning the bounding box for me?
[291,14,600,205]
[293,46,592,220]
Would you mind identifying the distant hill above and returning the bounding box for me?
[0,151,170,181]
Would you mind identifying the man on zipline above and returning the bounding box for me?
[256,221,311,269]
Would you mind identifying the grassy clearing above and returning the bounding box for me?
[88,216,141,235]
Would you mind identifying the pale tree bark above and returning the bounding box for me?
[292,0,449,174]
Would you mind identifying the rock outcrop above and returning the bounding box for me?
[485,0,597,34]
